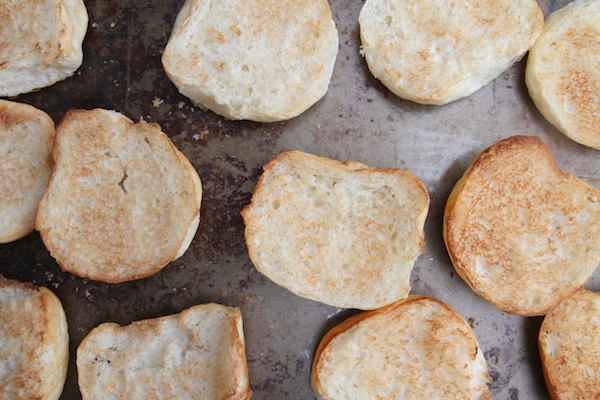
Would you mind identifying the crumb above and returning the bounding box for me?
[152,97,164,108]
[177,101,185,109]
[199,130,211,140]
[246,293,257,302]
[220,288,228,296]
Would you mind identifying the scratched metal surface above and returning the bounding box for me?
[0,0,597,399]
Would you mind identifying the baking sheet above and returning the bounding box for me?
[1,0,598,398]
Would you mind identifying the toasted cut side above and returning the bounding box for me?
[162,0,339,122]
[443,135,600,316]
[312,295,491,399]
[242,150,429,310]
[0,100,55,243]
[36,109,202,283]
[539,289,600,400]
[77,303,251,400]
[0,0,88,97]
[526,0,600,150]
[358,0,543,105]
[0,275,69,400]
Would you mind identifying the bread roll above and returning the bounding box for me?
[358,0,543,105]
[0,0,88,97]
[0,275,69,400]
[0,100,55,243]
[77,303,251,400]
[242,150,429,310]
[526,0,600,150]
[539,289,600,400]
[162,0,339,122]
[312,295,491,399]
[36,109,202,283]
[444,135,600,316]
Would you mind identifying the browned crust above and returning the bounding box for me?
[443,136,553,297]
[0,274,39,291]
[242,150,429,224]
[241,150,429,309]
[162,0,338,122]
[525,0,600,149]
[0,0,87,97]
[538,289,600,399]
[0,100,56,243]
[0,274,69,400]
[77,303,251,400]
[35,109,202,283]
[311,295,491,398]
[443,135,600,316]
[358,0,543,104]
[539,330,559,400]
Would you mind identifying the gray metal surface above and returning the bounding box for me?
[1,0,597,399]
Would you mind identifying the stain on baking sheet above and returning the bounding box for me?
[509,388,520,400]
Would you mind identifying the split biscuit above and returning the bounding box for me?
[526,0,600,150]
[539,289,600,400]
[36,109,202,283]
[77,303,251,400]
[0,275,69,400]
[0,100,55,243]
[312,295,492,399]
[242,150,429,310]
[162,0,339,122]
[0,0,88,97]
[359,0,543,105]
[444,135,600,316]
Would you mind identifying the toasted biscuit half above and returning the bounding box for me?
[77,303,251,400]
[358,0,543,105]
[242,150,429,310]
[0,100,55,243]
[162,0,339,122]
[0,275,69,400]
[526,0,600,150]
[444,135,600,316]
[36,109,202,283]
[0,0,88,97]
[312,295,491,399]
[539,289,600,399]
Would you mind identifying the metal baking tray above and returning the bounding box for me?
[1,0,597,398]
